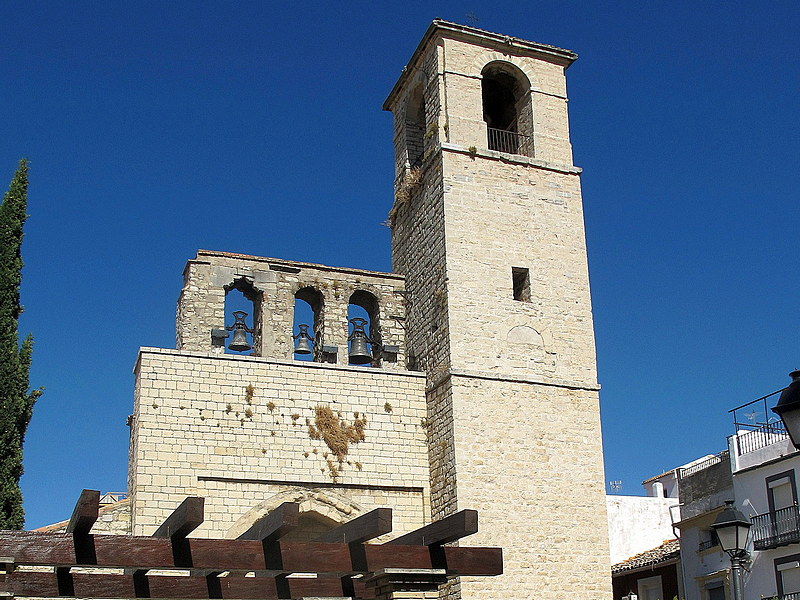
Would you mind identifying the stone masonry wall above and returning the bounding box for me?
[439,33,574,165]
[35,499,132,535]
[449,378,610,600]
[177,251,407,370]
[386,22,611,600]
[442,149,596,386]
[388,39,460,531]
[130,348,429,538]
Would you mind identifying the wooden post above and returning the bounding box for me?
[365,568,447,600]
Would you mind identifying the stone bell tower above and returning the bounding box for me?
[384,20,612,600]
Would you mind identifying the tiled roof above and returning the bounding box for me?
[641,469,677,485]
[612,539,680,575]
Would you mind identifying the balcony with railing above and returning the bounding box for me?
[752,505,800,550]
[698,538,719,552]
[487,127,532,157]
[678,450,730,479]
[729,388,789,456]
[778,592,800,600]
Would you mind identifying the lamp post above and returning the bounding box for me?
[711,500,751,600]
[772,370,800,450]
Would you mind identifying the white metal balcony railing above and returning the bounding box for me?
[769,592,800,600]
[752,505,800,550]
[677,450,729,479]
[729,388,789,455]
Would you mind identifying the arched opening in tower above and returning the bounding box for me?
[347,290,381,367]
[293,287,324,362]
[223,278,262,355]
[481,62,533,156]
[405,83,425,167]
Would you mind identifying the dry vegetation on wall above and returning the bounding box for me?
[306,405,367,480]
[388,166,422,228]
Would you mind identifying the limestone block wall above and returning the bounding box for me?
[385,20,611,600]
[441,149,597,386]
[389,42,451,379]
[177,251,407,370]
[129,348,429,538]
[446,378,611,600]
[439,35,574,165]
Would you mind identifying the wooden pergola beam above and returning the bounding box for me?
[3,570,376,599]
[237,502,299,543]
[65,490,100,535]
[153,497,205,539]
[385,509,478,547]
[0,531,501,575]
[315,508,392,544]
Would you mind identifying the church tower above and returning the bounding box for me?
[384,20,612,600]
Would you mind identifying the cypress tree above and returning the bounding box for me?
[0,160,42,529]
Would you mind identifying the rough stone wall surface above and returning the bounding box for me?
[442,150,596,386]
[449,379,610,600]
[438,34,573,165]
[130,348,428,538]
[678,457,733,512]
[386,24,611,600]
[35,499,132,535]
[177,251,407,370]
[389,40,459,528]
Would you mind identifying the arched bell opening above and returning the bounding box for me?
[405,83,426,168]
[293,287,324,362]
[481,61,533,157]
[347,290,381,367]
[223,278,262,356]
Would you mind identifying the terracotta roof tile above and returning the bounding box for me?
[612,539,680,575]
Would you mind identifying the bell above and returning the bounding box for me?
[348,332,372,364]
[227,310,253,352]
[348,318,372,365]
[295,336,312,355]
[228,326,252,352]
[294,323,314,355]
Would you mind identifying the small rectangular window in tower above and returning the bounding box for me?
[512,267,530,302]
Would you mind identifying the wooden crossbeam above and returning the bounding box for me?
[386,509,478,546]
[65,490,100,535]
[153,497,204,539]
[237,502,299,542]
[315,508,392,544]
[2,570,376,599]
[0,531,501,575]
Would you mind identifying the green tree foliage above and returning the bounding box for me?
[0,160,42,529]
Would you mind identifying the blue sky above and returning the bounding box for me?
[2,1,798,528]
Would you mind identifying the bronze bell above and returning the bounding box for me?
[294,324,313,355]
[348,318,372,365]
[227,310,253,352]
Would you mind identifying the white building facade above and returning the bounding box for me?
[676,389,800,600]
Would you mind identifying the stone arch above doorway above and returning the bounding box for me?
[226,488,363,540]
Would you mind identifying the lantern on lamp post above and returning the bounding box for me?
[772,370,800,450]
[710,500,751,600]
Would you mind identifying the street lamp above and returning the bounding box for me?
[772,370,800,450]
[711,500,751,600]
